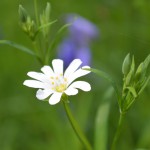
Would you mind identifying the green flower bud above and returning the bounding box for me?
[135,54,150,82]
[18,5,28,23]
[40,2,51,37]
[143,54,150,68]
[122,53,131,75]
[135,62,144,82]
[21,16,36,40]
[45,2,51,21]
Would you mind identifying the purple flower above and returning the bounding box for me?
[57,14,99,68]
[58,38,91,68]
[66,14,99,45]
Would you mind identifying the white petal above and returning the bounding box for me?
[68,81,91,91]
[27,72,48,82]
[36,89,53,100]
[23,80,46,88]
[49,92,62,105]
[41,66,54,77]
[67,66,91,85]
[64,59,82,78]
[65,87,78,95]
[52,59,63,75]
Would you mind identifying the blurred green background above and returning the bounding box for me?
[0,0,150,150]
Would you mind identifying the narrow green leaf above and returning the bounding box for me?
[34,20,57,39]
[45,22,72,64]
[49,22,72,51]
[83,68,120,103]
[56,22,72,35]
[94,101,110,150]
[0,40,35,55]
[38,20,57,31]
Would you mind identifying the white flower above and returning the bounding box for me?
[23,59,91,105]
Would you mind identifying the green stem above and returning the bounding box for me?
[33,0,44,64]
[62,100,93,150]
[44,35,49,65]
[32,41,44,65]
[34,0,39,26]
[111,113,125,150]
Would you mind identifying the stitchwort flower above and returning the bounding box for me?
[23,59,91,105]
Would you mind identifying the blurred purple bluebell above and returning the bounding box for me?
[57,14,99,68]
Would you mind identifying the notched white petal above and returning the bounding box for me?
[23,80,46,88]
[65,87,78,95]
[49,92,62,105]
[52,59,63,75]
[68,81,91,92]
[27,72,47,82]
[36,89,53,100]
[41,66,54,76]
[67,66,91,85]
[64,59,82,78]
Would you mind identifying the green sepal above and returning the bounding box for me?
[124,56,135,86]
[61,93,69,103]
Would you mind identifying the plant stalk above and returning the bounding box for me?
[111,113,125,150]
[62,100,93,150]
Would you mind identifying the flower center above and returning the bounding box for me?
[50,74,68,93]
[55,84,67,92]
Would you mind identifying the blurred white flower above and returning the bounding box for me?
[23,59,91,105]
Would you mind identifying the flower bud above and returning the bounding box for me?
[45,2,51,21]
[125,56,135,86]
[144,54,150,67]
[135,62,144,82]
[122,53,131,75]
[40,2,51,37]
[19,5,28,23]
[135,54,150,82]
